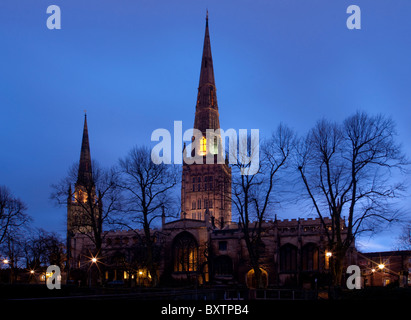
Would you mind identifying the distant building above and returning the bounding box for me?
[358,250,411,287]
[67,14,356,288]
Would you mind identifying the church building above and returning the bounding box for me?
[67,14,357,289]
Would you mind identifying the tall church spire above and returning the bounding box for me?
[76,113,93,187]
[181,14,232,226]
[194,12,221,135]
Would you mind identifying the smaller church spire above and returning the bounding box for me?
[76,113,93,187]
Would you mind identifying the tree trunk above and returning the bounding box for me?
[330,245,348,290]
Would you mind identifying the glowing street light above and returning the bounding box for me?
[88,254,100,288]
[378,264,385,270]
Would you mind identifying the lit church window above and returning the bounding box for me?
[200,137,207,155]
[75,190,88,203]
[173,232,198,272]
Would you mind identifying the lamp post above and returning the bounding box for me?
[2,258,11,284]
[29,269,35,283]
[89,256,98,288]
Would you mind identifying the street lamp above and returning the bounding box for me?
[325,251,333,270]
[88,255,99,288]
[378,264,385,270]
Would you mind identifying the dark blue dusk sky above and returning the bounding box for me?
[1,0,411,251]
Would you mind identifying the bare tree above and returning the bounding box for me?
[0,186,29,246]
[51,161,121,263]
[395,221,411,250]
[231,124,296,288]
[24,229,65,271]
[117,145,179,286]
[296,111,408,285]
[0,187,31,283]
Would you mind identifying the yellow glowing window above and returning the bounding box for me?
[76,190,88,203]
[200,137,207,155]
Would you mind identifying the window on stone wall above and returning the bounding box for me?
[302,243,319,271]
[280,244,297,272]
[218,241,227,251]
[173,232,198,272]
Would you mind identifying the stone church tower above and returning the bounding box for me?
[181,13,232,228]
[67,114,100,237]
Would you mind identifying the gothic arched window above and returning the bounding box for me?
[173,232,198,272]
[280,243,298,272]
[302,243,319,271]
